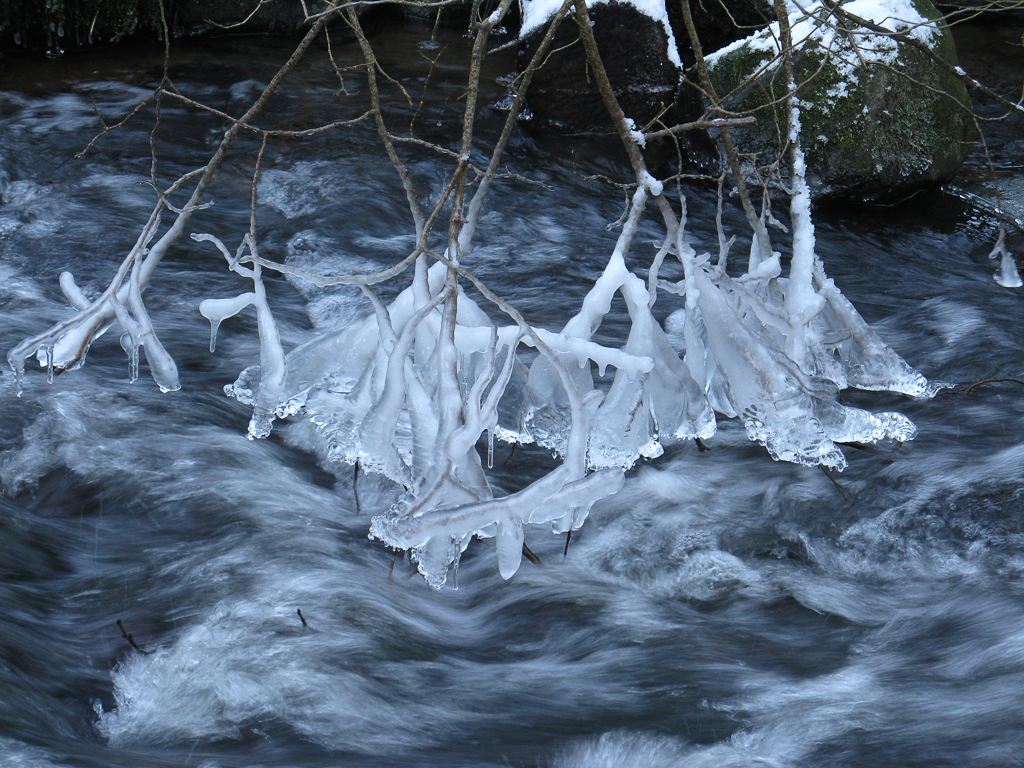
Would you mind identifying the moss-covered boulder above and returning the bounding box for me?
[518,0,776,136]
[703,0,975,201]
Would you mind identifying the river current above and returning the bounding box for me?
[1,19,1023,768]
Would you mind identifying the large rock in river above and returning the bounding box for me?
[516,0,774,136]
[703,0,975,201]
[517,0,684,134]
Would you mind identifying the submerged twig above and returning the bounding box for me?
[818,465,847,500]
[522,542,543,566]
[117,619,152,655]
[959,377,1024,399]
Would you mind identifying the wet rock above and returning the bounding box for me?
[667,0,775,67]
[703,0,976,201]
[517,0,774,135]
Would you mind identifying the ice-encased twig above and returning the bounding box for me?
[358,286,448,484]
[370,465,625,580]
[811,261,938,397]
[779,35,826,374]
[126,239,181,392]
[193,232,289,438]
[8,206,163,388]
[8,10,334,388]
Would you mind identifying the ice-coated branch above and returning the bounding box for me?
[9,205,164,387]
[990,227,1023,288]
[193,232,289,438]
[775,0,825,369]
[9,0,950,589]
[7,9,337,386]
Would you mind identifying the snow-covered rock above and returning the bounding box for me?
[518,0,684,134]
[517,0,772,137]
[704,0,974,200]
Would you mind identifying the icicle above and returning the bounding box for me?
[8,350,25,397]
[120,333,139,383]
[127,251,180,393]
[495,518,525,579]
[130,343,139,384]
[411,535,460,588]
[43,346,54,384]
[200,294,255,350]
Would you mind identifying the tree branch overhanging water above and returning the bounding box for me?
[8,0,1018,586]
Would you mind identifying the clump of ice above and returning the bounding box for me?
[7,15,941,587]
[220,175,933,586]
[990,234,1023,288]
[625,117,647,148]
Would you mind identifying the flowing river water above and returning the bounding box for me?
[1,19,1023,768]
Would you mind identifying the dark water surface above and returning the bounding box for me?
[1,21,1023,768]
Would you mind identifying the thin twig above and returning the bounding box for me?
[117,619,152,655]
[354,463,361,513]
[642,116,756,141]
[959,377,1024,398]
[818,465,847,500]
[522,542,543,566]
[344,2,426,238]
[677,0,775,263]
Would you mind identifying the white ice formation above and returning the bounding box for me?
[990,231,1023,289]
[9,173,937,589]
[7,0,947,587]
[188,172,932,587]
[9,208,182,394]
